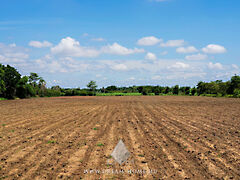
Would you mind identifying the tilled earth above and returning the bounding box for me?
[0,96,239,179]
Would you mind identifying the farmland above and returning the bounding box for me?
[0,96,239,179]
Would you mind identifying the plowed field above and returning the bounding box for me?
[0,96,239,179]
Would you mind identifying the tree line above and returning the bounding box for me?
[97,78,240,98]
[0,64,240,99]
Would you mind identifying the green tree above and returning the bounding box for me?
[152,86,161,95]
[179,86,190,95]
[87,80,97,92]
[227,75,240,94]
[233,89,240,98]
[191,87,197,96]
[51,85,61,91]
[131,85,138,93]
[16,76,36,98]
[100,87,105,93]
[0,64,6,96]
[16,76,29,98]
[142,87,150,95]
[197,81,206,95]
[218,81,230,96]
[185,86,190,95]
[29,72,40,87]
[172,85,179,95]
[164,86,170,94]
[137,86,143,93]
[106,85,117,92]
[2,65,21,99]
[38,77,46,90]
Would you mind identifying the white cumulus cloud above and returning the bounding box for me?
[51,37,143,57]
[152,75,161,80]
[29,40,52,48]
[137,36,162,46]
[102,43,144,55]
[128,77,135,80]
[202,44,226,54]
[185,53,208,61]
[34,56,90,73]
[9,43,16,47]
[176,46,198,54]
[0,43,29,64]
[232,64,239,69]
[169,62,190,69]
[208,62,223,70]
[145,52,157,60]
[111,63,128,71]
[4,52,29,59]
[51,37,99,57]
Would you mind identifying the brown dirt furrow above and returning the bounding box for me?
[124,102,179,179]
[130,102,200,179]
[148,103,240,161]
[0,99,62,124]
[143,103,239,179]
[0,105,101,158]
[161,102,240,139]
[22,104,109,179]
[1,104,96,140]
[54,104,116,179]
[102,102,135,180]
[80,104,121,179]
[124,116,155,179]
[166,111,239,147]
[148,104,240,172]
[0,105,104,179]
[3,106,87,134]
[110,101,153,180]
[0,96,239,180]
[139,102,218,178]
[100,115,119,180]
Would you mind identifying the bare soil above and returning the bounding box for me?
[0,96,239,179]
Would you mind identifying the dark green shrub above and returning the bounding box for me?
[64,89,73,96]
[172,85,179,95]
[87,91,96,96]
[79,90,87,96]
[233,89,240,98]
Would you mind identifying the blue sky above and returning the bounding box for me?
[0,0,239,88]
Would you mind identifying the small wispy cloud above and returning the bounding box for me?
[185,53,208,61]
[91,37,105,42]
[161,40,185,47]
[137,36,162,46]
[82,33,89,37]
[29,41,52,48]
